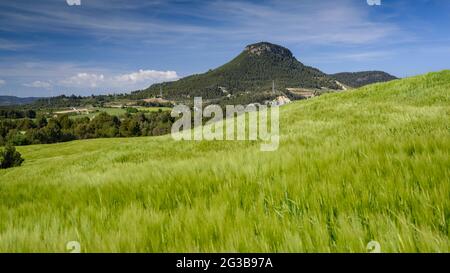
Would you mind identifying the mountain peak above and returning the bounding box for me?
[137,42,396,104]
[244,42,293,58]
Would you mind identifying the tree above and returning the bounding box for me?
[57,114,73,130]
[36,115,48,128]
[119,118,140,137]
[6,129,29,146]
[18,118,36,130]
[89,112,120,137]
[126,107,138,114]
[0,144,24,169]
[74,123,91,139]
[43,119,62,143]
[25,109,36,119]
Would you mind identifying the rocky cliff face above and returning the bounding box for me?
[244,42,294,59]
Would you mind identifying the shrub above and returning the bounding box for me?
[6,130,30,146]
[126,107,138,114]
[0,144,24,169]
[36,115,48,128]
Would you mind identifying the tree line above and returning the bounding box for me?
[0,111,174,146]
[0,109,37,119]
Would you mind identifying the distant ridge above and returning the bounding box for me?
[0,96,41,106]
[330,71,398,88]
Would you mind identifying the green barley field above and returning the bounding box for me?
[0,71,449,252]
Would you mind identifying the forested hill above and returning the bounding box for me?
[330,71,398,88]
[131,42,342,103]
[0,96,41,106]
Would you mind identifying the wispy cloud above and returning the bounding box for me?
[0,0,401,45]
[0,79,5,86]
[203,0,399,45]
[0,39,36,51]
[304,50,393,64]
[23,80,52,89]
[0,0,207,41]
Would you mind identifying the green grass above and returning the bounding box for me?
[93,107,127,116]
[68,107,126,119]
[68,107,171,119]
[136,106,171,112]
[0,71,449,252]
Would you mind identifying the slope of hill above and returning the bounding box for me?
[132,42,341,103]
[0,96,41,106]
[330,71,398,88]
[0,71,449,252]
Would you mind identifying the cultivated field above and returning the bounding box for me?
[0,71,449,252]
[66,106,170,119]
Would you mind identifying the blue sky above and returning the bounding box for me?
[0,0,449,97]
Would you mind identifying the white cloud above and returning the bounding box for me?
[23,80,52,88]
[60,73,105,88]
[0,79,5,86]
[114,69,178,84]
[58,69,178,89]
[0,60,179,95]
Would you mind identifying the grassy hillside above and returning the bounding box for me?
[0,71,449,252]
